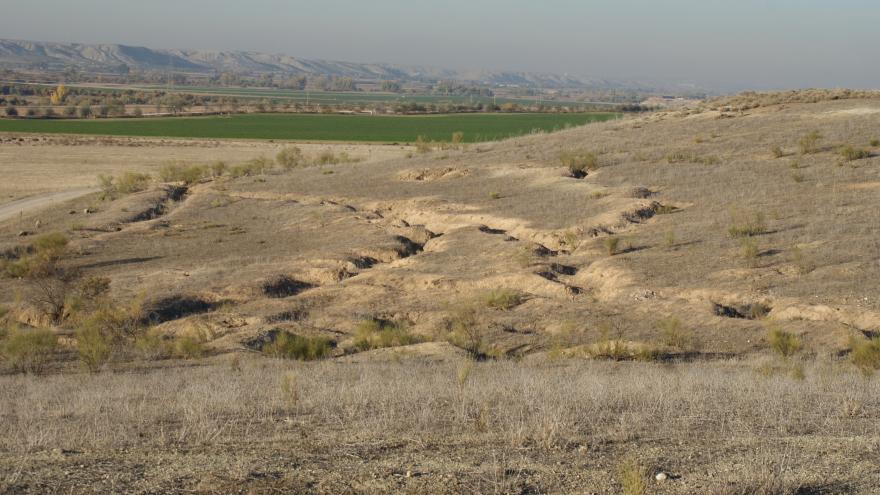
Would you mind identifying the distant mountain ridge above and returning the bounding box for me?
[0,38,698,93]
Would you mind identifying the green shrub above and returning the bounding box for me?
[75,323,111,372]
[767,325,801,358]
[353,319,422,351]
[276,146,304,169]
[482,288,523,310]
[870,139,880,147]
[838,145,871,161]
[560,150,599,177]
[850,337,880,374]
[1,232,69,278]
[262,331,332,360]
[798,130,822,154]
[0,327,58,373]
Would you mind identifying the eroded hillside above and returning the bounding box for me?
[2,93,879,361]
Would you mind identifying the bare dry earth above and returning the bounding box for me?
[0,134,409,203]
[1,93,880,493]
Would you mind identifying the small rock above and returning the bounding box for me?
[405,470,412,478]
[69,210,77,215]
[83,208,92,214]
[655,472,669,482]
[17,230,31,237]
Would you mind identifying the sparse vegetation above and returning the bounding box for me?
[603,236,620,255]
[849,336,880,374]
[353,318,422,351]
[659,316,694,351]
[791,246,816,275]
[446,303,485,359]
[798,130,822,154]
[75,322,112,372]
[261,331,333,361]
[0,327,58,374]
[837,144,871,161]
[770,145,785,158]
[275,146,304,169]
[728,209,766,237]
[617,457,649,495]
[665,151,720,165]
[560,150,599,177]
[767,324,801,358]
[481,288,523,310]
[98,171,151,199]
[159,162,207,184]
[740,237,760,266]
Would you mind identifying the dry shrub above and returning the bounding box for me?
[740,237,760,266]
[850,336,880,374]
[482,289,523,310]
[837,145,870,162]
[617,457,649,495]
[75,323,111,373]
[280,371,299,406]
[134,328,172,360]
[728,209,767,238]
[659,316,694,351]
[767,324,801,358]
[262,331,332,361]
[353,318,422,351]
[560,150,599,177]
[415,135,433,153]
[314,150,359,165]
[173,334,207,360]
[798,130,822,154]
[0,327,58,374]
[666,151,720,165]
[447,303,485,360]
[275,146,304,169]
[603,236,620,256]
[770,146,786,158]
[98,172,151,200]
[159,162,207,185]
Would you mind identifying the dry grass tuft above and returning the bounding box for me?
[353,318,422,351]
[767,324,801,358]
[481,289,524,310]
[617,457,650,495]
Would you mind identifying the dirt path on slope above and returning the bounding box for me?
[0,188,98,224]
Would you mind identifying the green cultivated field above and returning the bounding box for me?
[130,85,612,109]
[0,113,619,142]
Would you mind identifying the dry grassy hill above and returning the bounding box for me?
[1,91,879,494]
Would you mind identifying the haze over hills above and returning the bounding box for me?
[0,38,703,94]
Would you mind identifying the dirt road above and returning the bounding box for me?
[0,188,98,224]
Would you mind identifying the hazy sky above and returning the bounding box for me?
[2,0,877,91]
